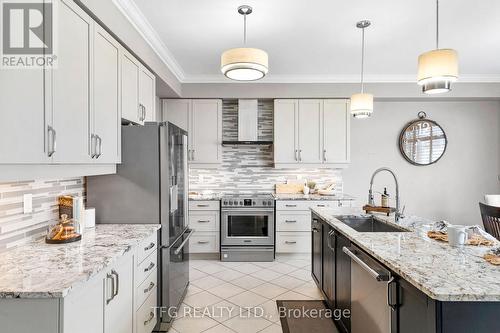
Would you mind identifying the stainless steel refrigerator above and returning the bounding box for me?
[87,122,192,328]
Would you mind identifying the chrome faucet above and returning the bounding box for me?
[368,167,403,222]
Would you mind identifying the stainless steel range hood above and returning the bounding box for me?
[222,99,273,146]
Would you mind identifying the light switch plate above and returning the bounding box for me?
[23,194,33,214]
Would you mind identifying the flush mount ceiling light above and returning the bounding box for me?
[350,20,373,119]
[417,0,458,94]
[221,5,269,81]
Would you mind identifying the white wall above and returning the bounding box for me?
[343,100,500,226]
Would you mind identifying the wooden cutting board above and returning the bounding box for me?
[275,183,304,194]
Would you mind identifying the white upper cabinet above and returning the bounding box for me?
[139,67,155,122]
[274,99,350,168]
[92,24,121,164]
[121,51,140,124]
[162,99,190,131]
[274,99,298,164]
[50,0,92,164]
[323,99,350,164]
[162,99,222,167]
[0,60,48,164]
[297,99,323,163]
[121,51,156,125]
[191,99,222,166]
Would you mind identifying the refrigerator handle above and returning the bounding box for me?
[174,229,195,255]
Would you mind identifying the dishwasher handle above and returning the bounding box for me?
[343,246,390,282]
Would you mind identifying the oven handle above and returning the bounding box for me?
[174,229,195,255]
[222,208,275,213]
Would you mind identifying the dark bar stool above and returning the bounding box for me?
[479,202,500,241]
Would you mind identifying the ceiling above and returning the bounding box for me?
[127,0,500,83]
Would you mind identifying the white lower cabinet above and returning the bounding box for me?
[0,235,158,333]
[275,200,352,253]
[104,254,134,333]
[188,200,220,253]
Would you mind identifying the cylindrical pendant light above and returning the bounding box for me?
[351,20,373,119]
[221,5,269,81]
[417,0,458,94]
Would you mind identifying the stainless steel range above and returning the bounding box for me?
[220,194,275,262]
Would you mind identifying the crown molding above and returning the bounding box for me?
[113,0,185,81]
[110,0,500,86]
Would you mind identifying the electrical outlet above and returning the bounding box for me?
[23,194,33,214]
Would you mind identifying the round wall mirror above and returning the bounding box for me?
[399,112,447,166]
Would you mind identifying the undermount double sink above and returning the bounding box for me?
[335,215,409,233]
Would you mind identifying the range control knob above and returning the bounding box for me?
[223,201,228,205]
[239,201,243,205]
[268,200,273,206]
[229,201,233,205]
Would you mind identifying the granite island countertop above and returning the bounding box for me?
[311,207,500,302]
[0,224,160,299]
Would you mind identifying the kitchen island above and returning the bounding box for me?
[0,224,160,333]
[311,207,500,333]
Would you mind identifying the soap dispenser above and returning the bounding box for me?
[381,187,389,208]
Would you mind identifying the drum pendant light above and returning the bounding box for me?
[417,0,458,94]
[350,20,373,119]
[221,5,269,81]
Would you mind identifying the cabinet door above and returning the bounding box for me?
[139,66,155,122]
[121,51,140,124]
[323,100,350,164]
[322,225,336,307]
[190,99,221,165]
[162,99,190,131]
[51,0,92,163]
[63,273,104,333]
[0,67,48,163]
[274,99,298,164]
[298,100,322,163]
[104,254,134,333]
[93,24,121,164]
[335,232,351,332]
[311,217,323,287]
[396,278,437,333]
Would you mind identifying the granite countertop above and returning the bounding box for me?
[311,207,500,302]
[189,193,222,201]
[272,193,356,201]
[0,224,160,299]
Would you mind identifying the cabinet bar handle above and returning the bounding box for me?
[144,242,155,251]
[144,311,155,326]
[294,149,298,161]
[90,134,97,158]
[144,262,155,272]
[312,227,319,233]
[106,273,115,304]
[285,220,297,223]
[197,240,209,244]
[197,204,209,207]
[285,204,297,207]
[96,135,102,158]
[285,241,297,244]
[323,149,327,162]
[197,220,210,223]
[316,204,326,207]
[298,149,302,162]
[144,282,155,294]
[47,126,56,157]
[111,269,119,297]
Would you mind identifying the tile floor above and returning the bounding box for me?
[165,254,323,333]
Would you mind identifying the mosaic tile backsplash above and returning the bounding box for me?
[189,100,343,194]
[0,178,84,251]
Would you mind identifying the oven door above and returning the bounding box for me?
[221,208,274,246]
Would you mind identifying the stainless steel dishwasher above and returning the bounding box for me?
[343,244,394,333]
